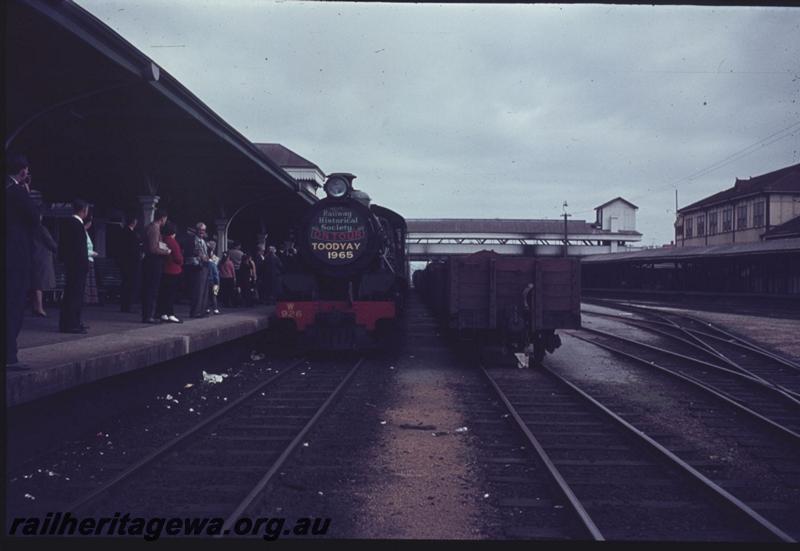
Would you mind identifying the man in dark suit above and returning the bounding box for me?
[254,244,268,304]
[59,199,91,334]
[117,211,142,313]
[5,154,40,368]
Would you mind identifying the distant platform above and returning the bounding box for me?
[582,290,800,320]
[7,303,273,407]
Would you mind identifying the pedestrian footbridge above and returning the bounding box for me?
[405,219,642,260]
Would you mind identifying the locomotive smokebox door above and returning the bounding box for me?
[298,197,381,279]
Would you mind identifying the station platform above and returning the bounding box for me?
[6,303,274,408]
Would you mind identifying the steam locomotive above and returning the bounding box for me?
[271,173,408,350]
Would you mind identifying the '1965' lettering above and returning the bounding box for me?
[327,251,353,260]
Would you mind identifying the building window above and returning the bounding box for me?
[737,204,748,229]
[722,208,732,231]
[696,215,705,236]
[708,211,718,234]
[753,201,765,227]
[685,217,693,237]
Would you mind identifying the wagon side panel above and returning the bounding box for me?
[447,252,493,330]
[534,257,582,330]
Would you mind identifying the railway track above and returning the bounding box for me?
[576,310,800,441]
[580,293,800,321]
[454,375,593,540]
[401,295,594,540]
[480,365,795,542]
[63,356,363,528]
[583,299,800,398]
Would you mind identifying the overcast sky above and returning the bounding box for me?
[76,1,800,246]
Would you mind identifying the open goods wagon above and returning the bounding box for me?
[417,250,581,365]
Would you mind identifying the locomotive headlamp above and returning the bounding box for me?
[324,176,349,198]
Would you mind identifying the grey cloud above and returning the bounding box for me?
[76,1,800,246]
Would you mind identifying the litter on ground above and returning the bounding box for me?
[202,371,225,384]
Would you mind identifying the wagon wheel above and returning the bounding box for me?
[528,346,545,368]
[527,332,546,368]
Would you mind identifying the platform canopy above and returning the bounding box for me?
[6,0,315,236]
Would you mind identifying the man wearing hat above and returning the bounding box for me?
[5,154,40,369]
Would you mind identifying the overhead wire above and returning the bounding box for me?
[668,120,800,188]
[569,119,800,217]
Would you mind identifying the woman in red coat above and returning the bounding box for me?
[156,221,184,323]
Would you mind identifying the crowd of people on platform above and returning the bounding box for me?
[128,217,290,324]
[5,153,293,370]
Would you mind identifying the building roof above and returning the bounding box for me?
[762,214,800,240]
[678,163,800,213]
[255,143,322,172]
[595,197,638,210]
[406,218,641,236]
[581,237,800,263]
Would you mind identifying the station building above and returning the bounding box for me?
[256,143,326,198]
[583,162,800,299]
[674,163,800,246]
[594,197,639,236]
